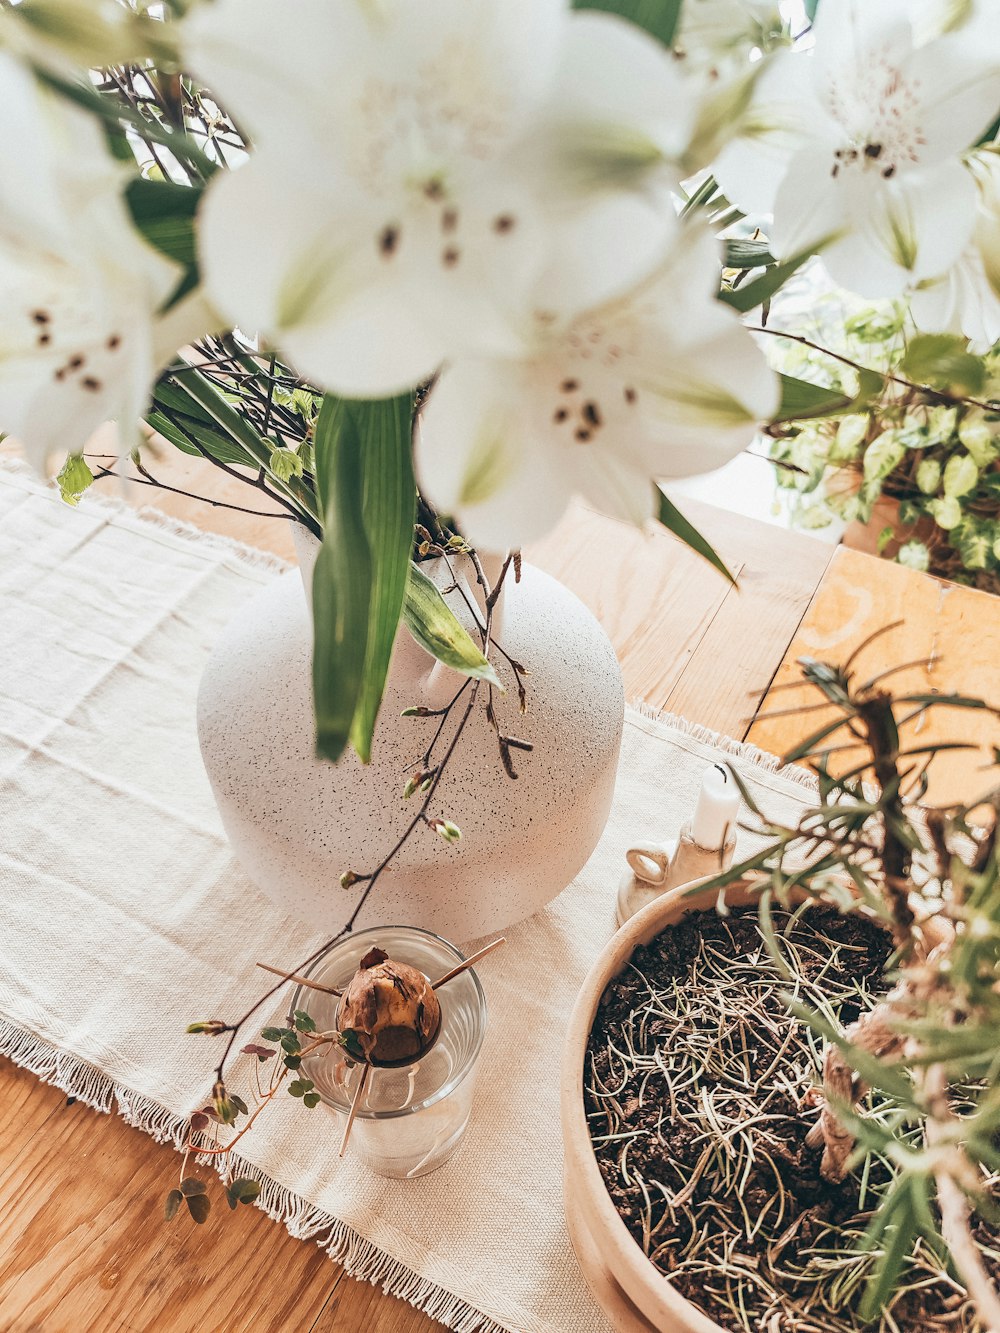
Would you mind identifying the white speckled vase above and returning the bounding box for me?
[197,529,624,940]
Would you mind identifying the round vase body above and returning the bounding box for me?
[197,542,624,940]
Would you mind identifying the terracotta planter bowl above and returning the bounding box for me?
[561,878,766,1333]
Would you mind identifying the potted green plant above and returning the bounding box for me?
[768,303,1000,593]
[563,642,1000,1331]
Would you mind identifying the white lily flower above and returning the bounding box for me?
[910,247,1000,351]
[415,223,779,552]
[911,151,1000,348]
[0,54,191,468]
[968,149,1000,302]
[184,0,697,397]
[713,0,1000,297]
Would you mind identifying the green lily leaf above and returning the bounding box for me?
[311,399,373,763]
[719,239,826,314]
[655,487,736,584]
[311,393,416,762]
[350,394,416,763]
[403,563,501,687]
[572,0,683,46]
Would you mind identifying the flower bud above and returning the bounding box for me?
[212,1079,237,1124]
[429,817,462,843]
[339,869,360,889]
[186,1019,228,1035]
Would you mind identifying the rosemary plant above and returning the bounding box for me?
[691,630,1000,1326]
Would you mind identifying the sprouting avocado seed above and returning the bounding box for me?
[337,947,441,1065]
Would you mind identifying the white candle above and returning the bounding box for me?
[691,764,740,849]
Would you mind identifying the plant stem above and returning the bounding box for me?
[925,1065,1000,1333]
[753,325,1000,414]
[206,557,513,1084]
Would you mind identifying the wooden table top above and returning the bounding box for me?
[3,454,999,1332]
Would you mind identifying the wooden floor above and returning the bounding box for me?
[2,453,999,1332]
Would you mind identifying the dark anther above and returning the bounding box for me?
[882,165,896,178]
[561,378,579,392]
[442,247,460,267]
[553,407,569,422]
[442,208,458,232]
[68,356,84,370]
[424,178,445,200]
[379,225,400,257]
[575,429,591,442]
[832,165,840,178]
[82,376,102,392]
[54,368,66,382]
[582,401,601,428]
[38,332,51,346]
[864,142,883,159]
[493,215,515,233]
[32,310,50,324]
[624,386,637,403]
[107,335,121,351]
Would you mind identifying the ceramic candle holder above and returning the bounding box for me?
[292,925,487,1179]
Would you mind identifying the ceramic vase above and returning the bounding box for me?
[197,529,624,940]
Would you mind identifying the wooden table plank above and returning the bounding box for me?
[526,495,834,733]
[747,547,1000,805]
[0,1068,338,1333]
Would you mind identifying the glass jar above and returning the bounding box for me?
[292,924,487,1178]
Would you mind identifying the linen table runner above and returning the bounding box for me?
[0,462,816,1333]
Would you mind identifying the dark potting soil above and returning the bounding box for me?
[583,905,980,1332]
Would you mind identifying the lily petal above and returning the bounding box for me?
[416,358,576,551]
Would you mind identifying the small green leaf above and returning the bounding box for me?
[900,333,985,396]
[180,1177,207,1197]
[959,416,998,465]
[269,446,304,483]
[719,238,833,315]
[303,1091,321,1108]
[186,1193,211,1225]
[723,238,776,269]
[56,454,94,507]
[928,495,962,530]
[834,414,868,457]
[126,177,200,307]
[862,431,905,483]
[916,458,941,494]
[876,525,895,554]
[772,375,854,423]
[283,1053,302,1070]
[280,1032,301,1055]
[164,1189,183,1221]
[288,1079,307,1097]
[293,1009,317,1033]
[340,1030,367,1061]
[227,1178,261,1207]
[655,488,736,584]
[260,1027,284,1042]
[942,452,979,498]
[402,564,501,686]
